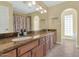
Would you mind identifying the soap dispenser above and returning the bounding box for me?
[20,29,24,36]
[24,29,27,36]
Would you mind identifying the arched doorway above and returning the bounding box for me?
[61,8,77,47]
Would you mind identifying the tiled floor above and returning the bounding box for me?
[46,39,79,57]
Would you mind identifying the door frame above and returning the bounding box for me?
[61,8,78,47]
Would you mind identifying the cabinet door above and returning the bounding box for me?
[1,50,16,57]
[32,44,44,57]
[18,40,38,56]
[44,34,50,55]
[21,51,31,57]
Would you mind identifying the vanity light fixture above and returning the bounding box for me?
[26,1,47,14]
[28,1,36,7]
[36,6,43,11]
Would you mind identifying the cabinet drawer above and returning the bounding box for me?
[18,40,38,56]
[1,50,16,57]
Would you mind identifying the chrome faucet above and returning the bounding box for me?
[17,32,20,37]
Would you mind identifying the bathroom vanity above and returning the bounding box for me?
[0,29,57,57]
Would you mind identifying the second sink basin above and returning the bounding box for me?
[12,36,32,42]
[33,35,40,39]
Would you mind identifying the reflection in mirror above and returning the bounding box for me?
[33,15,40,31]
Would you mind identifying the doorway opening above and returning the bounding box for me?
[61,8,77,47]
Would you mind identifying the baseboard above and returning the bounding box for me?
[56,42,62,44]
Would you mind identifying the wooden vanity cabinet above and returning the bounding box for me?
[0,31,57,57]
[44,32,55,55]
[44,35,50,55]
[32,44,44,57]
[47,32,57,49]
[18,40,38,57]
[49,33,54,49]
[46,34,51,49]
[1,49,16,57]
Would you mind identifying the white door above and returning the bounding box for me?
[0,6,9,33]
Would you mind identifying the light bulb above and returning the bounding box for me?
[32,1,36,5]
[39,6,42,9]
[28,2,32,7]
[41,11,43,14]
[44,10,47,13]
[36,8,39,11]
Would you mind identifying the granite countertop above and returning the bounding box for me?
[0,30,56,55]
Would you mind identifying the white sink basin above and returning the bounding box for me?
[12,36,32,42]
[33,35,40,39]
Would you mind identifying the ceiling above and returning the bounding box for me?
[9,1,37,14]
[43,1,65,7]
[9,1,65,14]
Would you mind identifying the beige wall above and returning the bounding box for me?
[0,1,13,32]
[48,1,79,45]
